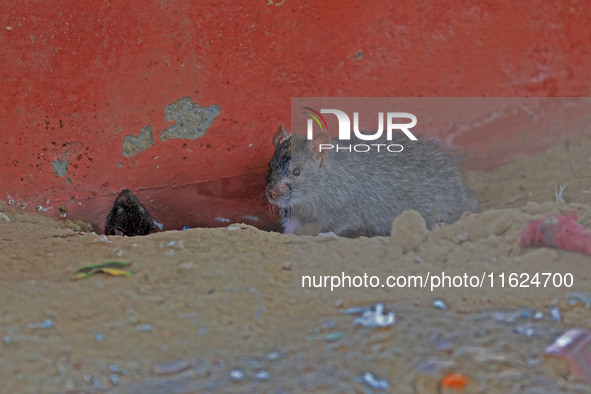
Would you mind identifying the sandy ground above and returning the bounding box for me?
[2,138,591,393]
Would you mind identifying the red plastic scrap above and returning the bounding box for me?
[544,328,591,382]
[441,373,469,389]
[519,212,591,256]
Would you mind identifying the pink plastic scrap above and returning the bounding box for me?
[519,212,591,256]
[544,328,591,382]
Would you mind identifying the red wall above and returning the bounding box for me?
[1,0,590,232]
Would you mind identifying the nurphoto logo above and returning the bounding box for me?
[303,107,418,153]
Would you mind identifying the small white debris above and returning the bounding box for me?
[555,184,566,203]
[229,369,244,381]
[550,307,562,321]
[0,212,10,222]
[167,241,175,247]
[215,216,231,223]
[92,378,102,389]
[519,308,532,319]
[342,305,370,315]
[358,372,390,390]
[318,232,338,237]
[353,303,396,328]
[28,318,53,329]
[433,299,447,310]
[556,335,573,348]
[253,370,270,381]
[513,326,534,336]
[266,351,282,360]
[153,220,164,230]
[94,235,112,243]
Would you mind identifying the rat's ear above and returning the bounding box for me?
[308,133,332,160]
[272,125,290,147]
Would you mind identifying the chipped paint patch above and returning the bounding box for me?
[159,97,221,142]
[122,126,155,157]
[51,158,70,177]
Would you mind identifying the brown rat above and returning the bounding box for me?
[266,125,478,237]
[104,189,159,236]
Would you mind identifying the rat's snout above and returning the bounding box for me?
[266,182,290,200]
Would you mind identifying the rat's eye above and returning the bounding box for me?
[292,168,301,176]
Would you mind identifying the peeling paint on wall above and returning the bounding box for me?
[122,126,156,157]
[51,159,70,177]
[159,97,221,142]
[121,97,219,157]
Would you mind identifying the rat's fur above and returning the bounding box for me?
[266,126,478,237]
[104,189,157,236]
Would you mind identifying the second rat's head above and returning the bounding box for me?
[266,125,330,208]
[105,189,157,236]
